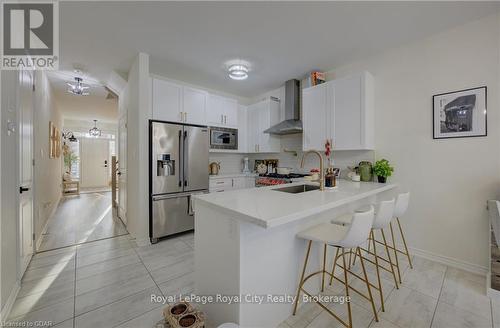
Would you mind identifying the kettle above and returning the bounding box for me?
[209,162,221,175]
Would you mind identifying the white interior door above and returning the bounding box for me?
[117,116,127,223]
[18,70,34,276]
[80,138,110,188]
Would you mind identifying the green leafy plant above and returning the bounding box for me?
[64,151,79,173]
[373,159,394,178]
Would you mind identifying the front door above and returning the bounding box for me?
[117,115,127,223]
[18,70,34,276]
[80,138,110,188]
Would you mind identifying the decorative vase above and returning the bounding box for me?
[377,176,387,183]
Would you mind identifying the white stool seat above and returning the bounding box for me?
[217,323,239,328]
[297,223,350,246]
[330,213,352,226]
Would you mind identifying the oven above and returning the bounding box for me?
[209,127,238,150]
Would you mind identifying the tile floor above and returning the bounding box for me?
[7,232,498,328]
[38,192,128,251]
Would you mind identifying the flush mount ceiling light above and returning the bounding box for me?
[228,64,249,80]
[67,77,90,96]
[89,120,101,137]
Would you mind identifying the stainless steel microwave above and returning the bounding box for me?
[209,127,238,150]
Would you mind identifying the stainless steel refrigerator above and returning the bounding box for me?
[150,121,209,243]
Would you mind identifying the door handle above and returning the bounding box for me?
[184,112,187,122]
[224,115,227,124]
[183,130,188,187]
[178,130,182,187]
[188,195,194,216]
[19,187,30,194]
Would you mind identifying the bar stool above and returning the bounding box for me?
[331,199,398,312]
[292,206,378,328]
[388,192,412,283]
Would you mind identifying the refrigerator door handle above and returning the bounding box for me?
[188,195,194,216]
[183,130,188,187]
[178,130,182,187]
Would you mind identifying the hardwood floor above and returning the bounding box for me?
[38,192,128,252]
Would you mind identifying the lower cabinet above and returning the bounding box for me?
[209,176,256,192]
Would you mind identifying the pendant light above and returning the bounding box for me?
[67,77,90,96]
[89,120,101,137]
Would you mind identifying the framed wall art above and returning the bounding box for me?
[433,86,487,139]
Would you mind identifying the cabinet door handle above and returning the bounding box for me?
[224,115,227,124]
[221,114,223,124]
[179,112,183,121]
[184,112,187,122]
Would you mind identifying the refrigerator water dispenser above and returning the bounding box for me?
[157,154,175,176]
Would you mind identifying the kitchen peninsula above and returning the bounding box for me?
[193,180,397,328]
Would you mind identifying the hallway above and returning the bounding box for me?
[38,192,128,251]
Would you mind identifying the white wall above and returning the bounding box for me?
[0,71,19,316]
[123,53,151,245]
[33,72,63,249]
[327,13,500,271]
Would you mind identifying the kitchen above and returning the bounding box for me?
[2,2,500,328]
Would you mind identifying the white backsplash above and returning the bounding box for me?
[210,135,375,178]
[209,153,246,174]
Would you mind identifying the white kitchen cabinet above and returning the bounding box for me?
[247,98,281,153]
[152,78,183,122]
[207,94,238,128]
[209,176,255,192]
[302,83,329,151]
[301,71,374,151]
[183,86,207,125]
[152,78,207,124]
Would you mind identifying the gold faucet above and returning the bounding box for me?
[300,150,324,191]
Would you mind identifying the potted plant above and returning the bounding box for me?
[373,159,394,183]
[64,149,79,174]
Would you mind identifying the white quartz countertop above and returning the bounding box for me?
[194,180,397,228]
[209,173,257,179]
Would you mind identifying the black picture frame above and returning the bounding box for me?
[432,86,487,139]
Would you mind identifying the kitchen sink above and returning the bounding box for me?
[272,184,320,194]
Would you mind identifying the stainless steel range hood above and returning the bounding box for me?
[264,79,302,135]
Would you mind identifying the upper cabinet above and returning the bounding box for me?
[302,71,374,151]
[207,94,238,128]
[247,98,281,153]
[152,78,207,125]
[152,78,183,123]
[183,87,208,125]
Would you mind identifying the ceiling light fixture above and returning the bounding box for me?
[89,120,101,137]
[228,64,249,80]
[67,77,90,96]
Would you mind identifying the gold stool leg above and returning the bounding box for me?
[322,243,327,292]
[329,247,340,286]
[371,229,385,312]
[397,217,413,269]
[389,222,402,283]
[293,240,312,315]
[341,248,353,328]
[357,247,378,322]
[380,229,399,289]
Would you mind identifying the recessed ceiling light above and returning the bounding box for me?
[228,64,249,80]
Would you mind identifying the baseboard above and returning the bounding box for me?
[133,236,151,247]
[410,246,488,276]
[36,196,61,251]
[0,281,20,321]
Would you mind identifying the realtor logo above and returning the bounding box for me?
[1,1,59,70]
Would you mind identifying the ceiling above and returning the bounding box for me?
[57,1,499,98]
[47,71,118,123]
